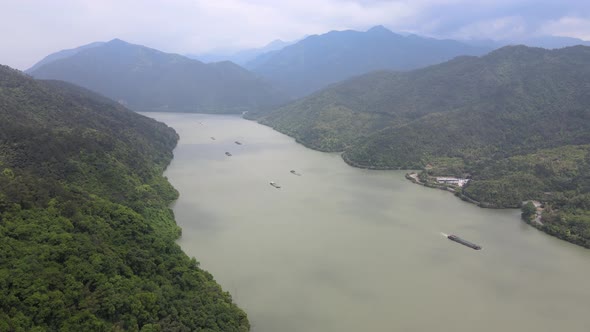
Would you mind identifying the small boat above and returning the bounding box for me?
[210,137,216,140]
[447,234,481,250]
[269,181,281,189]
[290,170,302,176]
[235,141,242,145]
[225,152,232,156]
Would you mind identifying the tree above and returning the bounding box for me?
[521,201,537,221]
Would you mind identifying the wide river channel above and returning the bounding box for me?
[147,112,589,332]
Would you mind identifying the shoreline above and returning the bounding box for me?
[341,151,403,170]
[249,116,590,249]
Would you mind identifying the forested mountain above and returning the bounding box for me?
[246,25,491,97]
[28,39,285,113]
[251,45,590,247]
[0,65,249,331]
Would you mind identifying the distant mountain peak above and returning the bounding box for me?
[107,38,129,45]
[367,25,391,33]
[266,39,287,47]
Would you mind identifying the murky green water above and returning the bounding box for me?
[147,112,590,332]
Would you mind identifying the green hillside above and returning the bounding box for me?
[344,46,590,168]
[463,145,590,248]
[0,65,249,331]
[253,45,590,247]
[28,39,285,113]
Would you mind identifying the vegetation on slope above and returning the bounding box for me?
[254,45,590,247]
[253,45,590,153]
[0,65,249,331]
[28,39,285,114]
[467,145,590,247]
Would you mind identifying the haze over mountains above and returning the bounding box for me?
[28,39,285,113]
[26,26,590,109]
[245,26,492,97]
[187,39,295,65]
[28,26,497,106]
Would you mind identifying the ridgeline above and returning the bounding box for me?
[0,65,249,331]
[27,39,285,114]
[246,25,490,98]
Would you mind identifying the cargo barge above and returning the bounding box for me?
[447,234,481,250]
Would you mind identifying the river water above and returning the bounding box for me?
[146,112,589,332]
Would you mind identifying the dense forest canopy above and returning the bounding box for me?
[250,45,590,248]
[0,65,249,331]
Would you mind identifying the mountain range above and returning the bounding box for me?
[25,27,590,110]
[187,39,295,65]
[28,39,285,113]
[245,26,492,97]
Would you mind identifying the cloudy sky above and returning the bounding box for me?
[2,0,590,70]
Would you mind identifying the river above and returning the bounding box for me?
[146,112,589,332]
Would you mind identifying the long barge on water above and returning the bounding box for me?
[447,234,482,250]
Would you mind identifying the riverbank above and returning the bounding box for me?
[249,115,588,250]
[405,171,590,249]
[149,112,590,332]
[404,172,485,205]
[341,151,405,170]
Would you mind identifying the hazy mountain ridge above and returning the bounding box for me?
[0,65,250,330]
[188,39,295,65]
[246,25,492,97]
[25,41,105,73]
[28,39,286,113]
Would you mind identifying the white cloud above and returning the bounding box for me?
[450,16,529,40]
[540,16,590,40]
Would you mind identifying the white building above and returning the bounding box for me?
[435,177,469,187]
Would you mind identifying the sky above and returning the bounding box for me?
[2,0,590,70]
